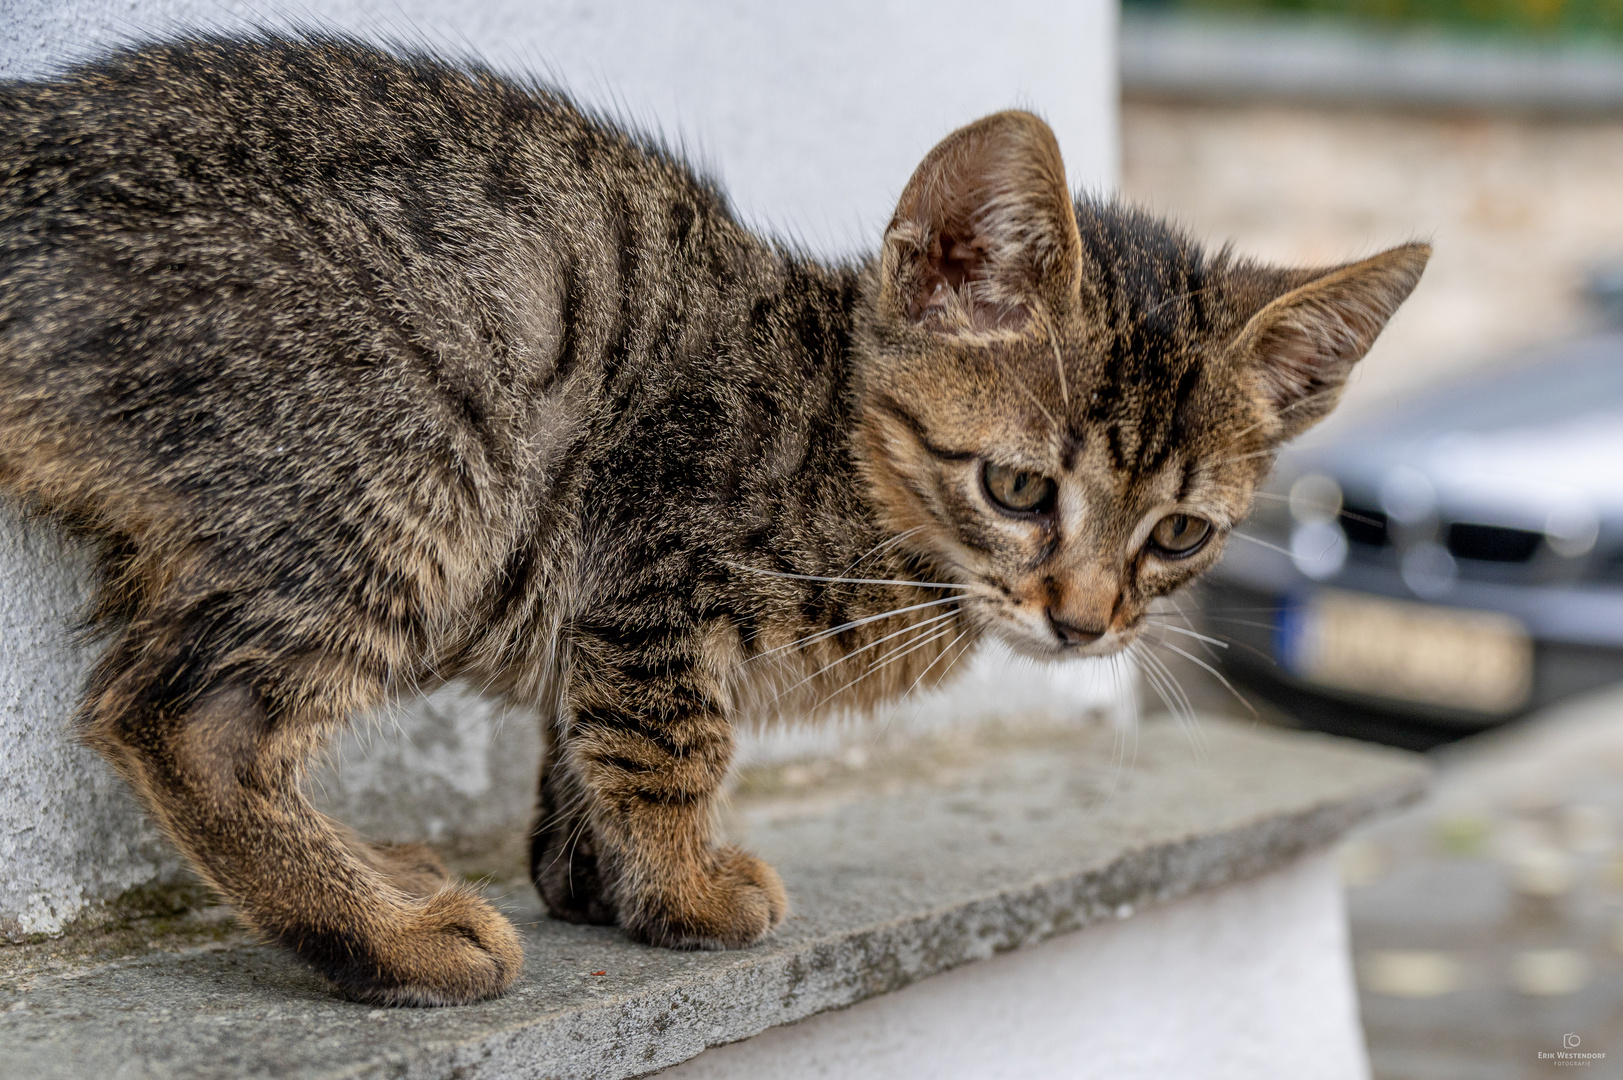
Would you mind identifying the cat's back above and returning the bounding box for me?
[0,35,693,472]
[0,33,756,434]
[0,35,725,635]
[0,34,606,227]
[0,32,789,656]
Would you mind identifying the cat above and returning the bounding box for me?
[0,33,1427,1006]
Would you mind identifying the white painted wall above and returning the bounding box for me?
[0,515,182,939]
[1,0,1118,255]
[0,0,1120,936]
[665,853,1371,1080]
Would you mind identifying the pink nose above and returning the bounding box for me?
[1047,611,1103,646]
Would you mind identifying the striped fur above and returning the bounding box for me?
[0,35,1427,1004]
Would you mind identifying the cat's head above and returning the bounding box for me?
[853,110,1428,660]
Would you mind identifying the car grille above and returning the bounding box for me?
[1340,504,1389,547]
[1446,523,1544,563]
[1334,505,1549,575]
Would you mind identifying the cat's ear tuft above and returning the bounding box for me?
[1238,242,1430,440]
[880,111,1084,334]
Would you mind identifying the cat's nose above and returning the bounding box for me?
[1047,611,1104,647]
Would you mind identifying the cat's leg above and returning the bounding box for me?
[541,649,787,949]
[529,734,618,927]
[333,821,456,900]
[83,646,522,1005]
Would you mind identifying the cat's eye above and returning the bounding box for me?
[1149,514,1212,557]
[982,462,1057,516]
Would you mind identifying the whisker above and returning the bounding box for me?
[1093,653,1131,809]
[1238,492,1385,530]
[1214,447,1279,467]
[1149,636,1259,720]
[744,595,968,664]
[1213,386,1344,455]
[1134,644,1207,760]
[1151,616,1279,667]
[1131,643,1177,721]
[1199,615,1282,631]
[1163,594,1226,662]
[841,525,929,575]
[806,621,959,715]
[900,627,973,701]
[931,629,979,691]
[727,563,970,591]
[1193,605,1288,615]
[1141,619,1229,648]
[1139,647,1195,724]
[1228,532,1294,558]
[865,618,960,675]
[766,608,960,704]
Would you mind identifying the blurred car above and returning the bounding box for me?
[1202,333,1623,750]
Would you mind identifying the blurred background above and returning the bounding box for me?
[1120,2,1623,1075]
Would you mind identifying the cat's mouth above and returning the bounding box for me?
[977,601,1143,661]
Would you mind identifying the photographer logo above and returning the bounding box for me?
[1539,1032,1604,1066]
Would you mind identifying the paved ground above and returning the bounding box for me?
[1347,689,1623,1079]
[1141,631,1623,1080]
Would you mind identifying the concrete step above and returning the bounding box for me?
[0,716,1425,1080]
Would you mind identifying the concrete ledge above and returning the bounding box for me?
[1123,11,1623,114]
[666,851,1366,1079]
[0,717,1426,1080]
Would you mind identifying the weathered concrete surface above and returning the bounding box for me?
[665,852,1366,1080]
[0,717,1427,1080]
[0,507,184,940]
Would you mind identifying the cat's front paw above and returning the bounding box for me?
[624,846,788,950]
[309,886,524,1006]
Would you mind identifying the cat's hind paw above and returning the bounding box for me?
[361,840,453,899]
[294,886,524,1007]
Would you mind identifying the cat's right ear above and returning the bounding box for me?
[879,111,1084,335]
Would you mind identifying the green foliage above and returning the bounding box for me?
[1130,0,1623,40]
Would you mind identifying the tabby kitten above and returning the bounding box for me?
[0,34,1427,1006]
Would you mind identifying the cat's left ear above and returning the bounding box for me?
[1236,242,1431,441]
[879,110,1083,334]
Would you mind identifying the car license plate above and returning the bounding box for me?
[1276,588,1533,714]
